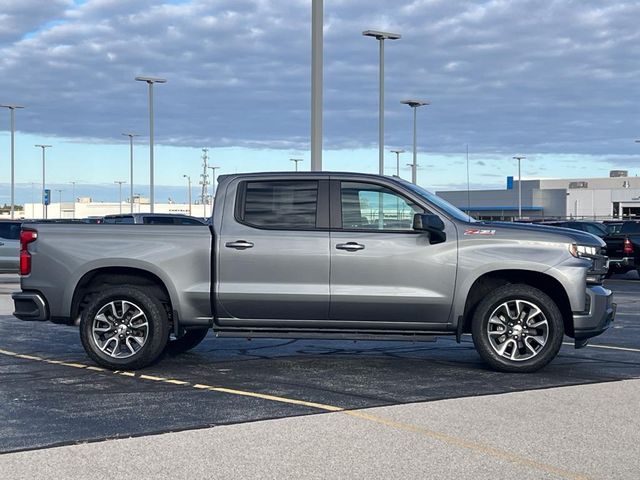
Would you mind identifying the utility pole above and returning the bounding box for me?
[199,148,210,217]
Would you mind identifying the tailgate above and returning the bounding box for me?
[604,236,625,257]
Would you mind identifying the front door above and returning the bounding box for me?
[329,181,457,329]
[216,179,330,324]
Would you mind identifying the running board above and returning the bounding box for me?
[213,329,453,342]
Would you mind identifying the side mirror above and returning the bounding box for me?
[413,213,446,243]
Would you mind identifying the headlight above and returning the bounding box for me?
[568,243,597,258]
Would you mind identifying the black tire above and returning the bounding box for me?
[166,328,209,355]
[471,284,564,373]
[79,286,170,370]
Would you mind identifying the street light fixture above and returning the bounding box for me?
[390,149,404,177]
[183,174,192,216]
[122,132,140,213]
[400,99,429,184]
[513,155,526,220]
[35,144,52,219]
[114,181,126,214]
[362,30,401,176]
[1,104,25,219]
[290,158,303,171]
[135,76,166,213]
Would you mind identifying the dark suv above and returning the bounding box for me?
[541,221,608,238]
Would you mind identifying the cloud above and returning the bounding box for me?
[0,0,638,157]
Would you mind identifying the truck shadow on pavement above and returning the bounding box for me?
[0,314,638,454]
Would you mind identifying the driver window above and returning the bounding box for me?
[341,182,424,231]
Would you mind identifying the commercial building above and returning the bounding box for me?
[6,195,212,220]
[437,170,640,221]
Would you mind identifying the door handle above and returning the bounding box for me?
[225,240,254,250]
[336,242,365,251]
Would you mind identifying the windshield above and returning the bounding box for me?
[399,179,475,223]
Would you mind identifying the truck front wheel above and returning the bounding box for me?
[471,284,564,373]
[79,286,169,370]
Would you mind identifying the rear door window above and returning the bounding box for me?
[0,222,21,240]
[239,180,318,229]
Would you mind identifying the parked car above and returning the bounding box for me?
[540,220,608,238]
[603,221,640,277]
[13,172,614,373]
[102,213,205,225]
[0,220,20,273]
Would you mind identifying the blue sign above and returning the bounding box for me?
[506,176,514,190]
[43,189,51,206]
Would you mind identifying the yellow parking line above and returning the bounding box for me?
[0,347,590,480]
[344,410,588,480]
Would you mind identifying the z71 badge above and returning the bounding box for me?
[464,228,496,236]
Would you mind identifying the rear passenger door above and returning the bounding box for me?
[216,179,330,324]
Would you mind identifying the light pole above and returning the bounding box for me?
[114,181,126,214]
[1,104,24,219]
[35,144,52,219]
[311,0,323,171]
[513,155,526,220]
[400,99,429,184]
[390,149,404,177]
[69,181,76,219]
[207,166,219,205]
[135,76,166,213]
[183,175,192,216]
[55,189,64,217]
[122,132,140,213]
[290,158,303,171]
[363,30,401,176]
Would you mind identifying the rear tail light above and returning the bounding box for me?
[20,229,38,276]
[623,237,634,255]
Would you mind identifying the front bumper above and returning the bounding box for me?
[572,285,615,345]
[12,291,49,321]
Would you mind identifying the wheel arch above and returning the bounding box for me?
[71,267,173,325]
[459,270,574,338]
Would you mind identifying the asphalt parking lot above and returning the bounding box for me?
[1,272,639,479]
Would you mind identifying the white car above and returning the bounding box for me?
[0,221,20,273]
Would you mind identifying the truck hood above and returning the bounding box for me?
[482,221,606,248]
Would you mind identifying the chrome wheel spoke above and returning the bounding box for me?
[487,299,549,362]
[92,300,149,359]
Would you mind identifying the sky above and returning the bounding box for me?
[1,0,640,204]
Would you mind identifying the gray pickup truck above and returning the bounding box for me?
[13,172,615,373]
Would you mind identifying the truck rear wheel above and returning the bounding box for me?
[471,284,564,373]
[79,286,169,370]
[166,328,209,355]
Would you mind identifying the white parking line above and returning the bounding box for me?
[563,342,640,353]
